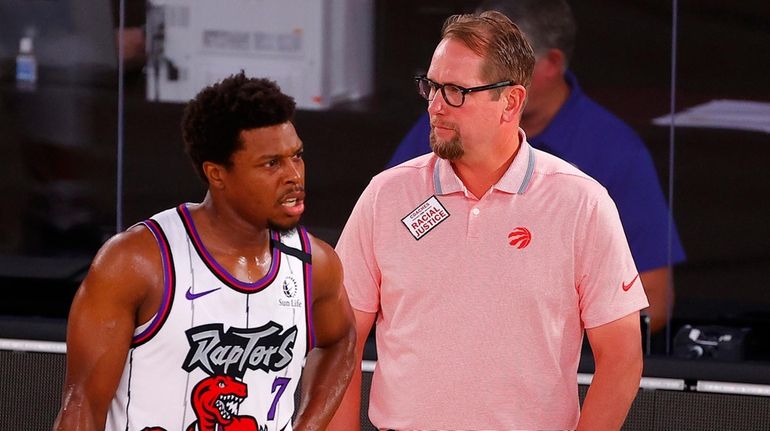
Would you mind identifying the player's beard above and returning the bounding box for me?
[268,218,301,234]
[429,128,464,160]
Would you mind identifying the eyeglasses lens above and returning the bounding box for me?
[417,78,464,107]
[417,79,433,100]
[443,86,463,107]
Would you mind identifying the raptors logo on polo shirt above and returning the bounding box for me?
[508,227,531,249]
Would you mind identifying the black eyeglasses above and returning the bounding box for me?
[414,75,515,107]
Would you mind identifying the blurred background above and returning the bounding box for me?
[0,0,769,376]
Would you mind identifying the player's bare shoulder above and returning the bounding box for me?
[81,224,165,307]
[92,224,161,274]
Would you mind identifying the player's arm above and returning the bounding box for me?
[327,308,375,431]
[293,236,356,431]
[53,226,160,431]
[639,266,671,333]
[578,312,643,431]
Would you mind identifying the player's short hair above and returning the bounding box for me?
[181,71,296,182]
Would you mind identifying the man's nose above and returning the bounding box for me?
[427,89,446,114]
[284,161,302,183]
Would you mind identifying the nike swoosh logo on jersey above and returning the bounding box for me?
[622,274,640,291]
[185,286,221,300]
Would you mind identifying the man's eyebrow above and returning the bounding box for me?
[425,76,464,87]
[255,144,304,161]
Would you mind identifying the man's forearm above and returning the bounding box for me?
[294,336,355,430]
[327,309,375,431]
[640,266,673,334]
[577,358,642,430]
[326,360,364,431]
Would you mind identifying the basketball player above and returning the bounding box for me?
[54,73,355,431]
[330,11,647,431]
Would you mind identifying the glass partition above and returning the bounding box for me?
[569,1,678,352]
[669,1,770,361]
[0,0,119,318]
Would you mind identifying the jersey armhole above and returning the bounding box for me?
[131,219,176,347]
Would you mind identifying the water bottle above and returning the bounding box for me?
[16,36,38,90]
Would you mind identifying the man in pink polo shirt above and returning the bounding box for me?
[330,11,648,431]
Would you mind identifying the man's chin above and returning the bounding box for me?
[268,218,301,234]
[430,136,464,160]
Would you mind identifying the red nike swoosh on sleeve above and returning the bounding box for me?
[622,274,640,291]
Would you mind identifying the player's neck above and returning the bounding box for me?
[191,195,271,255]
[190,198,275,283]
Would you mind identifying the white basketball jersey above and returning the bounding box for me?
[106,204,314,431]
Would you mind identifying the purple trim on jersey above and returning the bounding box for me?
[132,219,175,346]
[176,204,281,293]
[299,226,315,351]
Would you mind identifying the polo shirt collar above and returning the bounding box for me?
[432,129,537,196]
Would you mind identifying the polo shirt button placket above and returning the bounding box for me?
[469,206,481,238]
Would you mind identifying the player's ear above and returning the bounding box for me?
[203,161,227,189]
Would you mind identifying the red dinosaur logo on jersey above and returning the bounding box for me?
[186,375,259,431]
[508,227,532,249]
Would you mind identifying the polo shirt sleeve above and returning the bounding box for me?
[576,189,650,329]
[335,182,382,314]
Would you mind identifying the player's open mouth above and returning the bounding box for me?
[282,198,300,207]
[280,196,305,216]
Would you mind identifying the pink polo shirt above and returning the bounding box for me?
[336,135,649,430]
